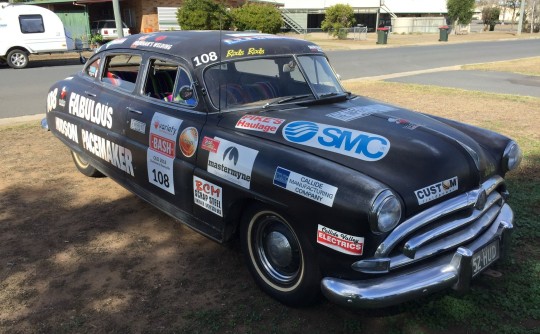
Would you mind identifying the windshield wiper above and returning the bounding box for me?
[263,94,312,108]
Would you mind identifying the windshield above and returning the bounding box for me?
[203,55,345,110]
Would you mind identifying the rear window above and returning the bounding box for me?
[19,15,44,34]
[101,54,142,92]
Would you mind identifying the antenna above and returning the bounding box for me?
[218,11,223,113]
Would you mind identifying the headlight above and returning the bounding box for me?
[369,190,402,234]
[502,141,522,172]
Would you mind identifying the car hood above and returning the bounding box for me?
[218,96,498,216]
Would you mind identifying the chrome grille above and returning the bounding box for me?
[357,176,506,273]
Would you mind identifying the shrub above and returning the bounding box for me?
[176,0,231,30]
[232,3,282,34]
[321,4,356,39]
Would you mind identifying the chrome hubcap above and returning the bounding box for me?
[10,53,26,67]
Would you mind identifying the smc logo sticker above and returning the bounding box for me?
[282,121,390,161]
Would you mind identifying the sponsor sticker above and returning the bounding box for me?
[59,87,67,107]
[415,176,459,205]
[207,137,258,189]
[387,117,420,130]
[130,118,146,134]
[55,117,78,143]
[193,176,223,217]
[273,167,338,207]
[201,136,220,153]
[308,45,323,52]
[235,115,285,134]
[326,104,397,122]
[317,224,364,255]
[147,113,183,194]
[179,127,199,158]
[46,88,58,112]
[282,121,390,162]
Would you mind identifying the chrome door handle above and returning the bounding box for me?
[84,91,96,97]
[127,107,143,115]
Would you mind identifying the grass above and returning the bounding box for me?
[462,56,540,76]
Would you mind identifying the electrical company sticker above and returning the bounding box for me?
[193,176,223,217]
[317,224,364,256]
[273,167,338,207]
[147,113,183,194]
[207,137,258,189]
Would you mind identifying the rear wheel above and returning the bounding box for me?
[7,49,29,69]
[240,205,320,306]
[71,151,104,177]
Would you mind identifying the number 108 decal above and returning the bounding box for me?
[192,51,218,67]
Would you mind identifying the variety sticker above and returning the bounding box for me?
[326,104,397,122]
[147,113,183,194]
[415,176,459,205]
[273,167,338,207]
[282,121,390,162]
[317,224,364,256]
[179,127,199,158]
[81,129,134,176]
[235,115,285,134]
[207,137,258,189]
[193,176,223,217]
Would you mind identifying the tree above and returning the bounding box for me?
[177,0,231,31]
[232,3,282,34]
[482,7,501,30]
[447,0,475,32]
[321,4,356,39]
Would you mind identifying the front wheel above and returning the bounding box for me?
[7,49,29,69]
[71,151,104,177]
[240,205,321,306]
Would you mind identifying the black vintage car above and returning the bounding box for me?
[43,31,522,308]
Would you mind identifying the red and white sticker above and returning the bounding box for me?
[193,176,223,217]
[317,224,364,255]
[201,136,220,153]
[235,115,285,134]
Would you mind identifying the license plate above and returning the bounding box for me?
[471,240,499,277]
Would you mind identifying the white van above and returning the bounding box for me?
[0,2,75,69]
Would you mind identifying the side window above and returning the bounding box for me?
[101,54,141,92]
[19,15,44,34]
[143,59,197,107]
[84,58,101,79]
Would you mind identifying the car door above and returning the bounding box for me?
[124,55,207,215]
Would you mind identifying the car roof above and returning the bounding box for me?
[98,31,325,63]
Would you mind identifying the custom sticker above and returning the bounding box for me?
[326,104,397,122]
[193,176,223,217]
[235,115,285,134]
[201,136,220,153]
[415,176,459,205]
[273,167,338,207]
[317,224,364,256]
[68,92,114,129]
[207,137,258,189]
[282,121,390,162]
[81,129,134,176]
[55,117,78,143]
[147,113,183,194]
[179,127,199,158]
[130,119,146,134]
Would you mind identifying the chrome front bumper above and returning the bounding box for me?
[321,204,514,308]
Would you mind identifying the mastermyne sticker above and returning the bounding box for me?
[317,224,364,256]
[415,176,459,205]
[326,104,397,122]
[282,121,390,162]
[207,137,258,189]
[273,167,338,207]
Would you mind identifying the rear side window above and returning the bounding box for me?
[19,15,44,34]
[143,59,197,107]
[84,58,101,78]
[101,54,141,92]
